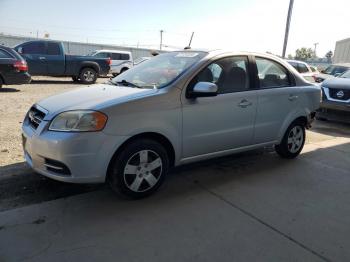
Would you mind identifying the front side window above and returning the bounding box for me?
[323,65,349,76]
[21,42,46,54]
[112,51,206,89]
[0,49,12,59]
[188,56,250,94]
[256,57,291,88]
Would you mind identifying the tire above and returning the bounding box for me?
[72,76,79,82]
[0,77,2,88]
[120,68,128,74]
[108,139,169,199]
[275,121,306,159]
[79,68,97,84]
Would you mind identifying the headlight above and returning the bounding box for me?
[49,110,107,132]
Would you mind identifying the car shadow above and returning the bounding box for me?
[311,119,350,137]
[0,87,20,92]
[30,80,81,85]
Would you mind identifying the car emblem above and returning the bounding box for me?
[336,90,344,98]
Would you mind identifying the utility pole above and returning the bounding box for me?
[313,42,319,57]
[160,30,164,50]
[36,30,39,39]
[282,0,294,58]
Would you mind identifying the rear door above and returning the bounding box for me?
[17,42,47,75]
[0,48,16,82]
[253,57,300,144]
[46,42,65,75]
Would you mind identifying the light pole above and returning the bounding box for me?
[160,30,164,50]
[282,0,294,58]
[313,42,319,57]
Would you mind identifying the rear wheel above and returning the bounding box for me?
[275,121,305,159]
[0,77,2,88]
[79,68,97,84]
[108,139,169,199]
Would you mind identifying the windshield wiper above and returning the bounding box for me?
[116,79,142,88]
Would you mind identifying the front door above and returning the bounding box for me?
[17,42,47,75]
[182,56,257,158]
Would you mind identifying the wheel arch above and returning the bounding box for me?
[78,62,100,76]
[106,132,176,179]
[278,114,308,143]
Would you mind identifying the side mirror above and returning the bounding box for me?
[188,82,218,98]
[17,47,23,54]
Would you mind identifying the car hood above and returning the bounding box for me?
[37,83,158,120]
[322,77,350,90]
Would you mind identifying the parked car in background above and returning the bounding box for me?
[287,60,317,82]
[314,63,350,83]
[0,45,31,88]
[133,57,151,66]
[317,69,350,123]
[90,50,133,77]
[22,51,320,199]
[310,65,319,74]
[14,40,110,84]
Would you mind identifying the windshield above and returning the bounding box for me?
[112,51,207,89]
[323,65,349,75]
[340,70,350,78]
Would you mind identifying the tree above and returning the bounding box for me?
[325,50,333,62]
[295,47,315,61]
[287,54,294,59]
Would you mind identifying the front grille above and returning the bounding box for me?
[329,88,350,101]
[27,106,46,129]
[44,158,71,176]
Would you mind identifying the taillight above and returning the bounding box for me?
[106,57,111,65]
[13,60,28,72]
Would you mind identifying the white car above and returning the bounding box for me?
[287,60,317,83]
[22,50,320,199]
[90,50,133,76]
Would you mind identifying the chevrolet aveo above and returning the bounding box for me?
[22,50,321,198]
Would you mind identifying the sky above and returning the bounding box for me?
[0,0,350,57]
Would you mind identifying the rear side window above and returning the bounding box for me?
[94,52,110,58]
[256,57,292,88]
[21,42,46,54]
[47,43,60,55]
[111,53,121,60]
[120,53,130,60]
[0,49,13,59]
[298,63,309,73]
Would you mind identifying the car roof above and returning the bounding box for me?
[94,49,131,54]
[286,59,308,65]
[0,45,22,59]
[332,63,350,67]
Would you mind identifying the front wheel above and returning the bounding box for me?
[108,139,169,199]
[79,68,97,84]
[275,121,305,159]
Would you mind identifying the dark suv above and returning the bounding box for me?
[318,70,350,123]
[0,46,31,88]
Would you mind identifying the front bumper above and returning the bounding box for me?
[317,100,350,123]
[22,113,128,183]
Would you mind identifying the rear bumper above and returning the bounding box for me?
[3,72,31,85]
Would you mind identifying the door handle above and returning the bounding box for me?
[39,57,46,60]
[288,94,298,101]
[238,99,252,108]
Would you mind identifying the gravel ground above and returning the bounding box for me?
[0,77,349,211]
